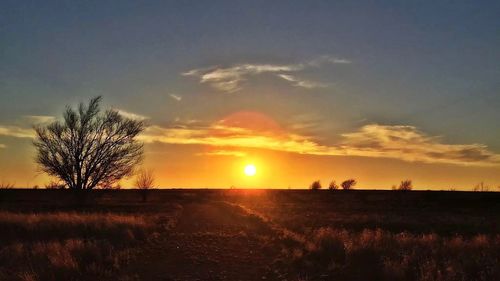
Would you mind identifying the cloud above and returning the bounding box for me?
[4,111,497,166]
[0,126,34,138]
[339,124,500,165]
[183,64,302,93]
[196,150,247,157]
[183,55,349,93]
[23,115,56,124]
[169,94,182,101]
[116,109,149,121]
[277,74,328,89]
[308,55,351,66]
[140,122,325,155]
[140,120,500,166]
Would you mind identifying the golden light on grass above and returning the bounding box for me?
[244,164,257,176]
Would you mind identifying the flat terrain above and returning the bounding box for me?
[0,189,499,281]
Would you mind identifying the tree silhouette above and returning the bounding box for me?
[328,180,339,190]
[398,180,413,191]
[310,180,322,190]
[135,169,156,201]
[33,96,144,190]
[341,179,356,190]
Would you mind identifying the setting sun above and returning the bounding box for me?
[244,164,257,176]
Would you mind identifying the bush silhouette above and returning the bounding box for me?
[473,182,489,192]
[328,180,339,190]
[341,179,356,190]
[398,180,413,191]
[0,181,14,189]
[135,169,156,202]
[310,180,322,190]
[44,180,66,189]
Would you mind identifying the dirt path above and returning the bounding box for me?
[126,201,289,281]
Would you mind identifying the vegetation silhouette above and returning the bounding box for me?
[0,181,15,189]
[473,182,490,192]
[341,179,356,190]
[398,179,413,191]
[33,96,145,191]
[310,180,322,190]
[135,168,156,202]
[328,180,339,190]
[44,180,66,190]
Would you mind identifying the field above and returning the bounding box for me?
[0,189,498,281]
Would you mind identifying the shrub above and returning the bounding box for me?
[0,181,15,189]
[45,180,66,189]
[473,182,489,192]
[310,180,322,190]
[328,181,339,190]
[341,179,356,190]
[135,169,156,201]
[398,180,413,191]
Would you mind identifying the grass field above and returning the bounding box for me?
[0,189,498,281]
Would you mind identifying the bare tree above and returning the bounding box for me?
[33,96,144,190]
[135,169,156,201]
[310,180,322,190]
[328,180,339,190]
[341,179,356,190]
[398,180,413,191]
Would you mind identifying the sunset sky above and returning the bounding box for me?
[1,1,499,189]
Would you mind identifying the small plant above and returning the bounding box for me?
[45,180,66,189]
[341,179,356,190]
[0,181,15,189]
[328,180,339,190]
[473,182,489,192]
[398,180,413,191]
[310,180,322,190]
[135,169,156,201]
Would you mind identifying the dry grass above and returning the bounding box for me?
[0,190,497,280]
[0,212,159,281]
[285,227,500,281]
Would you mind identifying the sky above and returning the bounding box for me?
[1,1,499,190]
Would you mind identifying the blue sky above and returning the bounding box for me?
[1,1,499,188]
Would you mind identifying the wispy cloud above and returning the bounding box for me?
[183,55,349,93]
[116,109,149,121]
[339,125,500,165]
[277,74,328,89]
[4,112,496,166]
[308,55,351,66]
[0,126,34,138]
[169,94,182,101]
[196,150,247,157]
[140,120,500,166]
[23,115,56,124]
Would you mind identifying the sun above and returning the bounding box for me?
[244,164,257,176]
